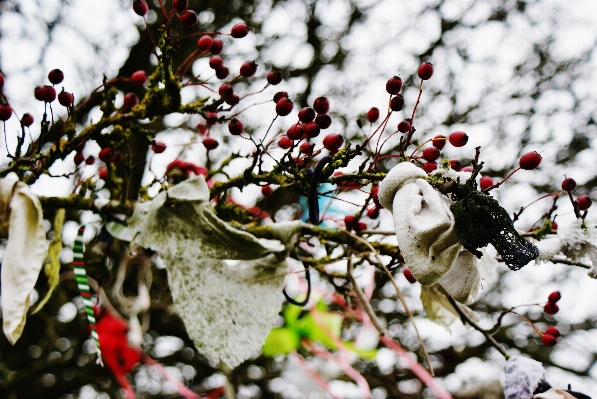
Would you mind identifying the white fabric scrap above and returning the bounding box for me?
[0,173,48,344]
[504,356,547,399]
[127,176,304,368]
[420,285,479,328]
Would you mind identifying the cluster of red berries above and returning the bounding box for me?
[416,131,468,173]
[541,325,560,347]
[541,291,562,346]
[561,177,592,211]
[543,290,560,315]
[366,186,381,219]
[344,215,367,233]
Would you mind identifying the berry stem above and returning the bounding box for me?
[482,167,520,192]
[565,185,582,219]
[401,80,424,156]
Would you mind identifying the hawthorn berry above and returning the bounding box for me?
[287,124,304,140]
[210,39,224,55]
[267,70,283,85]
[561,177,576,191]
[131,70,148,85]
[389,94,404,111]
[225,94,240,106]
[355,222,367,233]
[519,151,542,170]
[231,23,249,38]
[123,92,139,109]
[541,333,557,347]
[432,135,446,150]
[209,56,224,70]
[0,72,4,89]
[205,111,219,125]
[449,131,468,147]
[133,0,149,16]
[0,105,12,121]
[323,133,343,151]
[240,61,258,78]
[21,113,34,127]
[172,0,188,12]
[397,119,411,133]
[367,107,380,123]
[85,156,96,165]
[315,114,332,129]
[577,195,592,210]
[450,159,462,171]
[367,207,380,219]
[371,186,380,206]
[74,152,85,165]
[298,107,316,123]
[344,215,355,229]
[38,85,56,102]
[98,167,108,180]
[304,122,320,138]
[48,69,64,85]
[422,147,440,162]
[218,83,233,99]
[99,147,115,163]
[273,91,289,103]
[551,222,558,230]
[544,302,559,315]
[58,90,74,107]
[179,10,198,27]
[423,162,437,173]
[275,98,294,116]
[403,268,417,284]
[261,185,274,197]
[386,76,403,95]
[215,66,229,80]
[151,141,166,153]
[202,137,219,150]
[313,96,330,114]
[197,35,214,52]
[545,326,560,338]
[417,62,434,80]
[299,141,312,154]
[228,118,244,135]
[480,176,494,191]
[34,86,44,101]
[278,136,292,149]
[548,291,561,303]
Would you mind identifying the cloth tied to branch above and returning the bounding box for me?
[378,162,497,305]
[0,172,48,345]
[127,176,303,368]
[504,356,548,399]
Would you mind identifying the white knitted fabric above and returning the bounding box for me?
[504,356,547,399]
[379,162,498,304]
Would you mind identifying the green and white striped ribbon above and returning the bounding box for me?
[73,226,103,366]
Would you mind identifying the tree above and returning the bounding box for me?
[0,0,596,398]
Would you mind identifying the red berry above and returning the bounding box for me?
[313,96,330,114]
[21,113,34,127]
[355,222,367,233]
[123,92,139,110]
[261,185,273,197]
[131,70,148,85]
[519,151,542,170]
[228,118,244,135]
[543,302,559,315]
[315,114,332,129]
[230,23,249,38]
[287,124,304,140]
[0,72,4,89]
[449,159,462,171]
[299,141,312,154]
[209,56,224,70]
[58,90,74,107]
[151,141,166,153]
[417,62,434,80]
[389,94,404,111]
[561,178,576,191]
[397,119,411,133]
[449,131,468,147]
[210,39,224,55]
[367,107,380,123]
[39,85,57,102]
[99,147,115,163]
[541,334,557,347]
[215,66,229,80]
[0,105,12,121]
[577,195,592,211]
[344,215,355,229]
[273,91,288,103]
[225,94,240,106]
[460,166,473,172]
[197,35,214,52]
[179,10,198,27]
[278,136,292,149]
[133,0,149,16]
[74,152,85,165]
[85,156,95,165]
[267,70,282,85]
[548,291,561,303]
[432,135,446,150]
[422,147,440,162]
[275,98,294,116]
[218,83,233,99]
[423,162,437,173]
[480,176,494,191]
[551,222,558,230]
[403,268,417,284]
[304,122,320,138]
[34,86,44,101]
[367,207,379,219]
[322,133,343,151]
[98,167,108,180]
[240,61,258,78]
[205,111,219,125]
[48,69,64,85]
[202,137,219,150]
[545,326,560,338]
[172,0,188,12]
[298,107,316,123]
[386,76,403,95]
[371,186,380,206]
